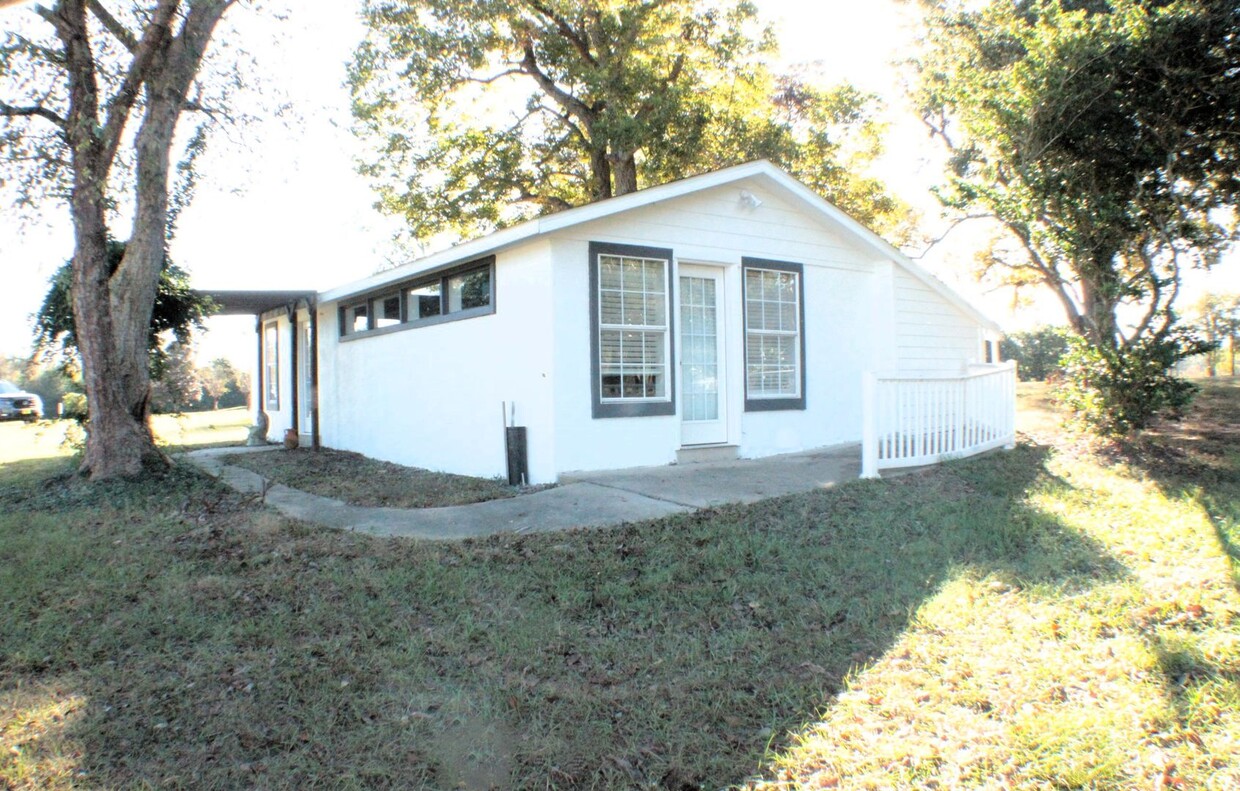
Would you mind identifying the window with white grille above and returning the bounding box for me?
[743,259,805,410]
[590,242,676,418]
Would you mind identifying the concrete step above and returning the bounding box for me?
[675,444,739,465]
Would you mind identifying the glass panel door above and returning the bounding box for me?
[679,266,727,445]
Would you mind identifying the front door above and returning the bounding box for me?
[679,265,727,445]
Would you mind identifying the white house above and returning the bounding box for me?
[208,161,1007,485]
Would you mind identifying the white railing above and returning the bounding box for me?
[861,361,1017,478]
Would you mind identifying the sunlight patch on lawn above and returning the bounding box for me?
[152,407,250,451]
[0,423,75,464]
[0,683,86,789]
[755,450,1240,790]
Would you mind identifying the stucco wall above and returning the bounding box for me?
[316,240,558,482]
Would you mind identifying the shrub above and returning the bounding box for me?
[1056,331,1213,435]
[1000,326,1076,382]
[60,392,88,423]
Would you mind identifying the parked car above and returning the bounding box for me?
[0,380,42,422]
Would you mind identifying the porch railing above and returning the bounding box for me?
[861,361,1017,478]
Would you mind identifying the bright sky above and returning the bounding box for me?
[1,0,1236,367]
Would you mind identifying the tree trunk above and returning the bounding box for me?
[1079,269,1119,351]
[610,151,638,196]
[589,147,612,201]
[58,0,233,480]
[71,179,158,478]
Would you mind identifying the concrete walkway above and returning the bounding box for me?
[183,444,862,540]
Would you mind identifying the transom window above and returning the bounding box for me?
[590,242,676,418]
[743,258,805,411]
[374,293,401,328]
[339,258,494,338]
[345,303,368,335]
[407,282,442,320]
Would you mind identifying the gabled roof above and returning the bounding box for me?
[322,160,999,331]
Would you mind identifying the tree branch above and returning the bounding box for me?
[534,102,586,144]
[182,98,221,119]
[907,213,990,259]
[522,0,597,68]
[465,68,525,86]
[517,189,572,211]
[1004,220,1087,334]
[97,0,180,169]
[519,41,593,124]
[87,0,138,52]
[1127,245,1161,346]
[0,100,67,128]
[633,53,685,122]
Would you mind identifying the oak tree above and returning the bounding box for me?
[351,0,906,244]
[915,0,1239,430]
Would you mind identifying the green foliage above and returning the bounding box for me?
[916,0,1238,338]
[149,343,202,414]
[195,357,248,410]
[1056,331,1214,435]
[60,392,89,423]
[1000,326,1076,381]
[1187,292,1240,376]
[917,0,1238,433]
[33,240,215,379]
[351,0,908,244]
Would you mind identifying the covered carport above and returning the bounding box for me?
[195,289,320,449]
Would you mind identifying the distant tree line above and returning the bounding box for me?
[1002,297,1236,385]
[2,353,249,419]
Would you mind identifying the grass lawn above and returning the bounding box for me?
[2,384,1237,789]
[222,448,529,508]
[0,408,251,466]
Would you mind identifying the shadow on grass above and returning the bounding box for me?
[1,444,1128,789]
[1079,380,1240,762]
[1110,379,1240,581]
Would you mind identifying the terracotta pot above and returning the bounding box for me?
[283,428,299,450]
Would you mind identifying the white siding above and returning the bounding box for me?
[548,179,883,473]
[892,268,983,376]
[316,241,558,483]
[260,311,296,442]
[308,174,992,482]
